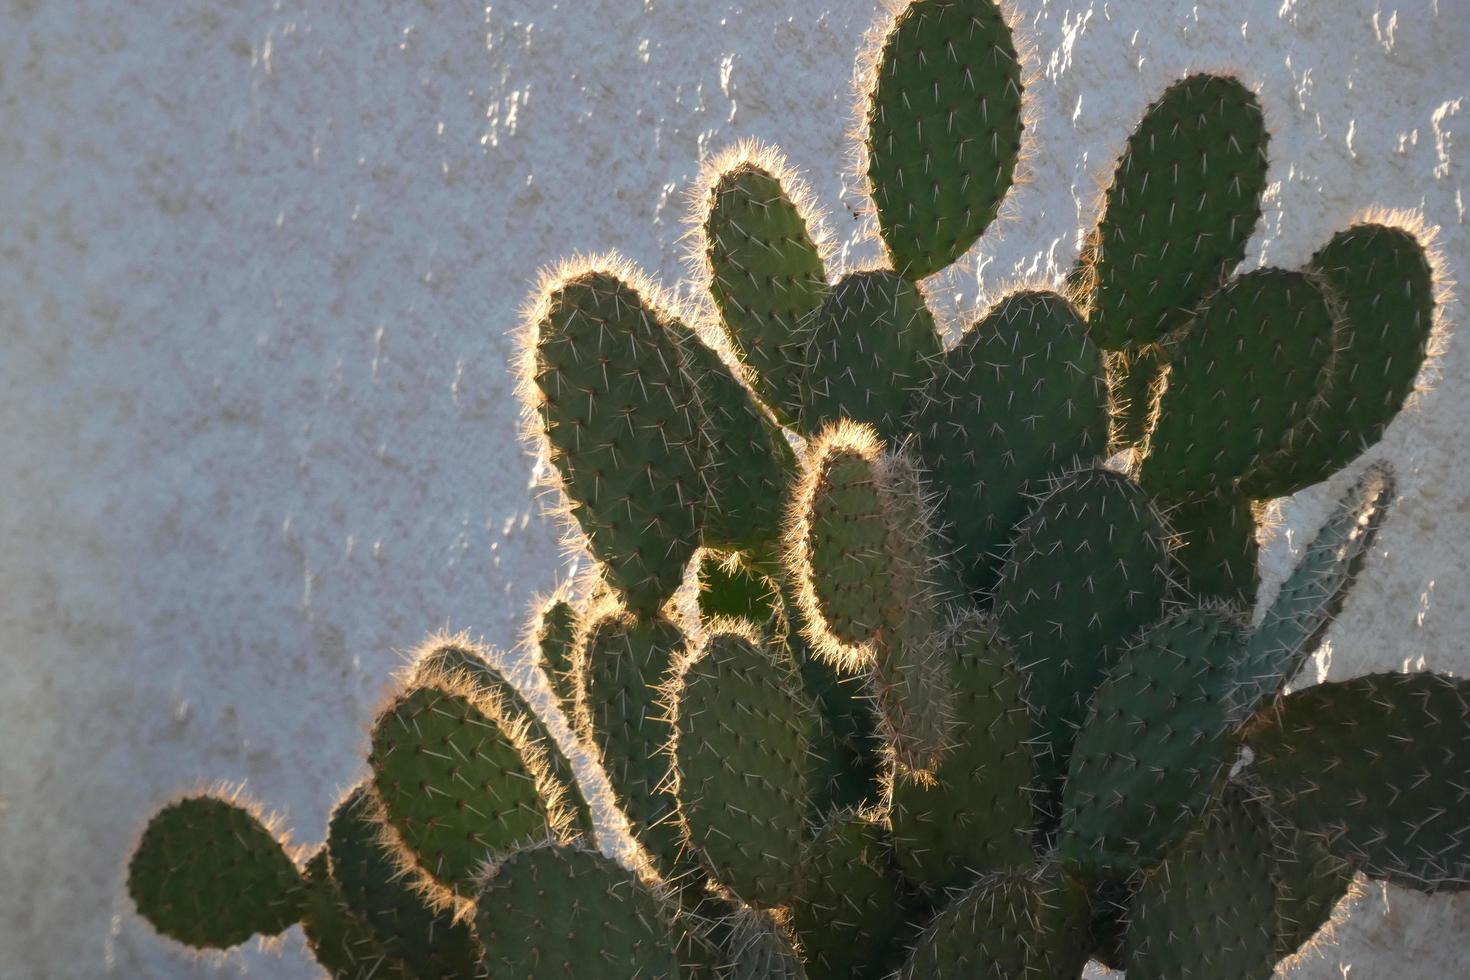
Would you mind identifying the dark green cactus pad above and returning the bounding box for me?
[1251,672,1470,892]
[476,843,692,980]
[127,794,305,950]
[1060,606,1251,876]
[1165,494,1260,606]
[1240,222,1437,497]
[529,268,703,613]
[412,639,595,838]
[670,628,815,906]
[789,809,907,980]
[696,550,884,814]
[1267,818,1355,961]
[897,863,1090,979]
[1238,463,1393,712]
[890,613,1035,891]
[681,324,796,551]
[576,606,688,877]
[787,424,957,771]
[1139,268,1342,501]
[1080,73,1268,350]
[799,270,941,441]
[1104,342,1168,452]
[300,847,412,980]
[1125,788,1280,980]
[326,787,479,979]
[911,289,1108,595]
[534,596,581,719]
[725,909,809,980]
[369,683,562,897]
[702,155,829,423]
[864,0,1024,279]
[993,467,1171,830]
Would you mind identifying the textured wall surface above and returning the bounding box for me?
[2,1,1467,977]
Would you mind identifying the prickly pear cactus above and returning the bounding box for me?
[128,1,1460,977]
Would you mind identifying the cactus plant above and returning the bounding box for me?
[127,1,1461,977]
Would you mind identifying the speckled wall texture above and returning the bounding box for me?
[2,1,1467,977]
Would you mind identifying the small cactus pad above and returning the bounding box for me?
[911,289,1108,595]
[300,847,410,980]
[1139,268,1341,500]
[1250,672,1470,892]
[787,423,956,771]
[1267,819,1356,961]
[369,683,563,896]
[1104,342,1168,452]
[1125,789,1280,980]
[412,639,595,837]
[1060,606,1251,876]
[864,0,1024,279]
[1081,73,1268,350]
[890,613,1035,890]
[476,843,692,980]
[1241,222,1438,496]
[680,325,795,550]
[1165,494,1260,606]
[576,606,687,876]
[326,787,480,979]
[994,468,1171,823]
[726,909,810,980]
[128,794,305,949]
[670,627,815,906]
[799,270,941,441]
[790,809,907,980]
[529,267,702,613]
[898,863,1090,979]
[702,154,829,422]
[1239,463,1394,711]
[534,596,581,718]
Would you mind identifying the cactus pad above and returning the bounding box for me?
[477,843,691,980]
[369,683,564,897]
[789,809,907,980]
[994,467,1171,825]
[725,909,810,980]
[911,289,1107,595]
[1060,606,1251,875]
[1104,342,1168,451]
[528,266,703,613]
[534,596,581,718]
[799,270,941,441]
[326,786,479,979]
[412,639,595,837]
[702,152,829,422]
[1251,671,1470,892]
[127,794,304,950]
[1125,789,1280,980]
[1241,222,1438,496]
[670,627,815,906]
[300,847,411,980]
[898,863,1090,979]
[575,606,687,876]
[1267,819,1356,961]
[1081,73,1268,350]
[864,0,1024,278]
[1239,463,1394,711]
[1140,268,1341,500]
[890,612,1035,890]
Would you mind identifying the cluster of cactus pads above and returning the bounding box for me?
[128,1,1465,977]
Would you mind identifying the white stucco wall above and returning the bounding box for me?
[2,1,1467,977]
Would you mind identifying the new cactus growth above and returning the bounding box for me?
[128,1,1461,977]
